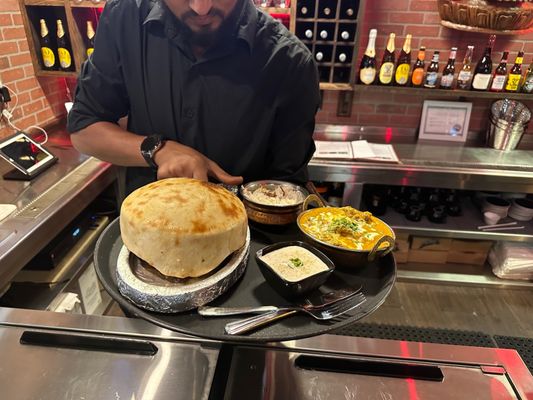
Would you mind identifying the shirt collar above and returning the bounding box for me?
[143,0,257,52]
[235,0,258,52]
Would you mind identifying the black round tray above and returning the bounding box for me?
[94,218,396,343]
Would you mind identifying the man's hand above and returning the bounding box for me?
[154,140,243,185]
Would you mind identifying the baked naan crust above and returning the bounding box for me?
[120,178,248,278]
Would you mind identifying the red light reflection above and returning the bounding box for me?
[385,127,393,143]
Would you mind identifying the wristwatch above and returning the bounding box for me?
[140,135,165,170]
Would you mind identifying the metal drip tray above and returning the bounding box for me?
[402,159,533,172]
[223,347,521,399]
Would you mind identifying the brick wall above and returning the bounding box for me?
[1,0,531,139]
[0,0,67,139]
[317,0,533,135]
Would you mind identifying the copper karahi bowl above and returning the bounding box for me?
[240,180,309,225]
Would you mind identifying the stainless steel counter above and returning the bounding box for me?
[0,131,117,289]
[0,307,531,399]
[310,125,533,193]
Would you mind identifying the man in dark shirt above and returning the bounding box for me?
[68,0,320,194]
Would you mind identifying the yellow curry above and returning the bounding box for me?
[299,206,393,251]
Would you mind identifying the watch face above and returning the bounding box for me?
[141,135,162,154]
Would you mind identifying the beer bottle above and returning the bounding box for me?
[378,33,396,86]
[490,51,509,92]
[411,46,426,87]
[359,29,378,85]
[457,45,474,90]
[86,21,95,57]
[522,60,533,94]
[440,47,457,89]
[394,34,412,86]
[57,19,73,72]
[505,51,524,92]
[471,35,496,91]
[424,51,440,89]
[39,19,55,70]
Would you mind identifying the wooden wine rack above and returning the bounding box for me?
[294,0,365,91]
[18,0,297,78]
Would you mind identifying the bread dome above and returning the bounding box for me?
[120,178,248,278]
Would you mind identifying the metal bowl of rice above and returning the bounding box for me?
[240,180,309,225]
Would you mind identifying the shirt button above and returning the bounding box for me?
[185,108,195,119]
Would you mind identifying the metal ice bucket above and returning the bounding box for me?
[487,100,531,151]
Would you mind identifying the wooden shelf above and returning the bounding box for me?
[260,7,290,15]
[320,82,353,91]
[70,1,105,8]
[297,18,357,23]
[24,0,63,6]
[35,70,78,78]
[353,84,533,101]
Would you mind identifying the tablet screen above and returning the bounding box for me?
[0,133,54,174]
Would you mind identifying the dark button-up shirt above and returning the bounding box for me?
[67,0,320,194]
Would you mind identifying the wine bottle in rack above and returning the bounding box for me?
[440,47,457,89]
[305,29,313,39]
[359,28,377,85]
[318,0,336,19]
[490,51,508,92]
[319,30,329,40]
[39,19,55,70]
[472,35,495,91]
[86,21,95,57]
[297,0,314,18]
[56,19,73,72]
[522,60,533,93]
[411,46,426,87]
[394,34,412,86]
[457,45,474,90]
[424,51,440,88]
[316,52,324,62]
[378,33,396,86]
[505,51,524,92]
[340,0,357,19]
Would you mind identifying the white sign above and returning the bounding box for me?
[419,100,472,142]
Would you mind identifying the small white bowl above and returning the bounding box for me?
[483,211,501,225]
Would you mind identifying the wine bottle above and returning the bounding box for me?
[378,33,396,86]
[440,47,457,89]
[359,29,377,85]
[323,7,332,17]
[472,35,496,91]
[320,30,328,40]
[424,51,440,88]
[39,19,55,70]
[304,29,313,39]
[338,53,347,63]
[316,52,324,62]
[340,31,350,41]
[394,34,412,86]
[490,51,509,92]
[56,19,73,71]
[505,51,524,92]
[86,21,95,57]
[522,60,533,94]
[411,46,426,87]
[457,45,474,90]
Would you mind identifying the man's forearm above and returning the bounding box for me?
[70,122,147,167]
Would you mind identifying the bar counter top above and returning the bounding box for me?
[0,130,117,290]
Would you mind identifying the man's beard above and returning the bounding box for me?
[189,29,219,48]
[181,8,225,48]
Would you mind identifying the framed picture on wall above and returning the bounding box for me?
[419,100,473,142]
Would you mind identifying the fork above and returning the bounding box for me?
[224,292,366,335]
